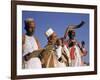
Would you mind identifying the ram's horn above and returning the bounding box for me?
[71,21,85,29]
[64,21,85,38]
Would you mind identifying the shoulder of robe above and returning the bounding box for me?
[45,44,54,50]
[34,35,41,49]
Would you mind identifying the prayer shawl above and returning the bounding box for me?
[56,45,69,66]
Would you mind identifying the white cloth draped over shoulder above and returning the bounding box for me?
[56,46,68,67]
[23,35,42,69]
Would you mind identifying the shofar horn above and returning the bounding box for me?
[72,21,85,29]
[64,21,85,38]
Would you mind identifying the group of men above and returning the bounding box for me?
[22,18,87,69]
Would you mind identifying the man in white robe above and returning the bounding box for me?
[22,18,42,69]
[63,23,85,66]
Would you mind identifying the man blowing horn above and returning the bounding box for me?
[62,21,87,66]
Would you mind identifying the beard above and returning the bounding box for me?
[26,29,35,36]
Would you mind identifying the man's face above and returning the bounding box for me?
[68,30,75,39]
[26,21,35,35]
[50,32,58,44]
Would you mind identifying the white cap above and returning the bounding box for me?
[45,28,54,37]
[25,18,34,24]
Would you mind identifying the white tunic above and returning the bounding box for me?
[23,35,42,69]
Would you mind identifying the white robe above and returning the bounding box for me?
[23,35,42,69]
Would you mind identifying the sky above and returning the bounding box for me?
[22,11,89,64]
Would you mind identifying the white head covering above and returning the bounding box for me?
[25,18,35,24]
[45,28,54,37]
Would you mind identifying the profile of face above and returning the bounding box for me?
[49,32,58,44]
[25,21,36,35]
